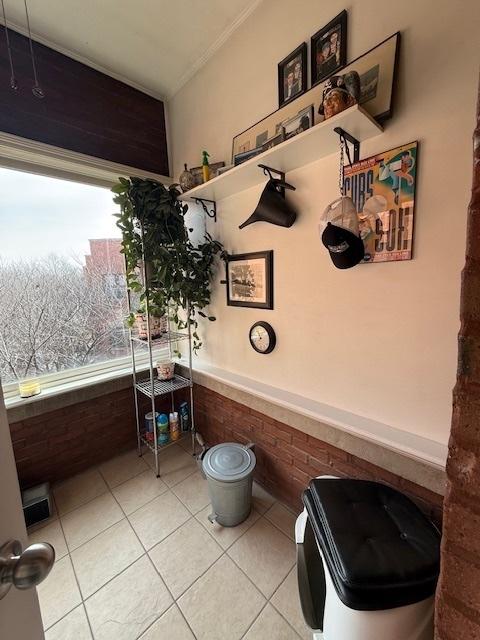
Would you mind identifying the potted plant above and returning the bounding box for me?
[132,301,168,340]
[112,177,225,353]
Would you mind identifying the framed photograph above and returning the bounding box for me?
[226,251,273,309]
[233,146,263,166]
[283,105,314,140]
[262,129,285,152]
[232,32,400,160]
[255,130,269,147]
[311,10,347,87]
[278,43,307,108]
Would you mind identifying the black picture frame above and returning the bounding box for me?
[226,251,273,309]
[278,43,307,108]
[311,10,348,87]
[282,104,314,140]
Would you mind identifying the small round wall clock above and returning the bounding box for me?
[249,321,276,354]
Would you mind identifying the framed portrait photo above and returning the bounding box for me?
[226,251,273,309]
[278,43,307,108]
[311,10,347,87]
[282,104,314,140]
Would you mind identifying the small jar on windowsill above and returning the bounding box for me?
[18,379,41,398]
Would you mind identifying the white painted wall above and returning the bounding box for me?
[169,0,480,445]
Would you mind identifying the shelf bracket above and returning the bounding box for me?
[193,197,217,222]
[333,127,360,164]
[258,164,286,199]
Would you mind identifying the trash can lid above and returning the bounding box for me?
[203,442,256,482]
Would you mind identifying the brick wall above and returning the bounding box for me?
[9,378,443,527]
[194,384,444,524]
[435,86,480,639]
[9,386,185,488]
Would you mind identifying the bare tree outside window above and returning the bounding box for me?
[0,168,129,385]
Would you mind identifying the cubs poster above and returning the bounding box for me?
[343,141,418,263]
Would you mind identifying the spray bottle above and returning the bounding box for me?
[202,150,210,183]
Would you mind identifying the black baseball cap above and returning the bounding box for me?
[321,222,365,269]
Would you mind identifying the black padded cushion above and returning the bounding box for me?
[303,478,441,611]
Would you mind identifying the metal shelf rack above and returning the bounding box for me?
[127,241,196,478]
[135,374,191,399]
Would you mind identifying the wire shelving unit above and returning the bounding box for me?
[126,230,196,478]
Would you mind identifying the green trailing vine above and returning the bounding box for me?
[112,177,226,354]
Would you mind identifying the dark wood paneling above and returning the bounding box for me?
[0,27,169,175]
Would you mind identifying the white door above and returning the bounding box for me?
[0,385,45,640]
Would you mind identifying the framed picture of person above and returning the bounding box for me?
[311,10,347,87]
[278,43,307,108]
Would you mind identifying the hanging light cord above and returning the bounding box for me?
[1,0,17,89]
[23,0,44,98]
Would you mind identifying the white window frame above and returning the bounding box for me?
[0,130,172,404]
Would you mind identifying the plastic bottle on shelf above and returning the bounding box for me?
[169,412,180,441]
[202,150,210,183]
[179,401,190,432]
[157,413,170,445]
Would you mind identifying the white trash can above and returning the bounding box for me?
[202,442,256,527]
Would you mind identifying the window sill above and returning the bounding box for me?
[5,361,172,423]
[190,363,448,469]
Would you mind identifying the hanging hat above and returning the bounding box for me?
[239,178,297,229]
[319,196,364,269]
[358,195,388,240]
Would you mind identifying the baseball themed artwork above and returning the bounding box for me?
[343,141,418,263]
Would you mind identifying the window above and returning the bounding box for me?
[0,167,132,389]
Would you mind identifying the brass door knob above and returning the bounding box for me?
[0,539,55,600]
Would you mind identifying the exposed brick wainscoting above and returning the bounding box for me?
[194,384,444,524]
[435,88,480,639]
[9,386,186,489]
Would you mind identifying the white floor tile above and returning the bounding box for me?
[244,603,301,639]
[28,519,68,562]
[98,449,149,488]
[264,502,297,540]
[139,604,195,639]
[71,519,143,598]
[228,517,296,598]
[45,605,92,640]
[61,492,123,551]
[149,518,222,598]
[152,444,197,487]
[129,490,190,549]
[172,470,210,514]
[178,555,265,640]
[37,556,82,630]
[271,567,313,640]
[112,469,168,515]
[54,469,108,515]
[85,555,172,640]
[34,448,309,640]
[195,505,261,550]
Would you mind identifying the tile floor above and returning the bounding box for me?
[29,441,313,640]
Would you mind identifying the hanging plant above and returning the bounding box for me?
[112,177,226,353]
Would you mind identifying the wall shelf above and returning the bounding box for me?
[179,105,383,204]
